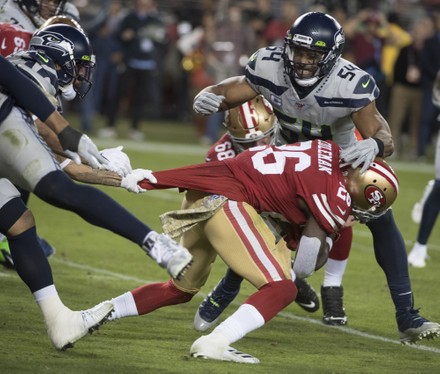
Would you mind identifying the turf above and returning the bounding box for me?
[0,120,439,373]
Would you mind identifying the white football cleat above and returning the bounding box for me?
[193,309,219,332]
[408,243,428,268]
[143,232,193,280]
[190,334,260,364]
[47,301,114,350]
[411,180,434,224]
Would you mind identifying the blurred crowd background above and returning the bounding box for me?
[68,0,440,161]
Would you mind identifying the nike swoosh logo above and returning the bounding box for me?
[362,78,371,88]
[37,53,49,63]
[296,301,316,309]
[337,206,346,215]
[1,39,6,50]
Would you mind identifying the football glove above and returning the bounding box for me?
[340,138,379,174]
[121,169,157,193]
[64,135,107,169]
[193,92,225,115]
[100,146,132,177]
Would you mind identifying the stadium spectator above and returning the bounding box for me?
[387,17,435,159]
[83,0,127,136]
[103,0,168,141]
[190,11,440,343]
[418,9,440,159]
[408,69,440,267]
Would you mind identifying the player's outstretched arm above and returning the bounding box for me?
[193,76,258,114]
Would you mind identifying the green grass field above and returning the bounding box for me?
[0,119,439,373]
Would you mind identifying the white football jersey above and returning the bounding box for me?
[245,46,379,149]
[0,0,79,32]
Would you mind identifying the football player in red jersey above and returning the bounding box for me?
[192,11,440,344]
[92,139,398,364]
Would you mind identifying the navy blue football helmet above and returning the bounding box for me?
[283,12,345,86]
[29,24,95,98]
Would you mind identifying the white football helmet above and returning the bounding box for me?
[343,158,399,222]
[224,95,278,152]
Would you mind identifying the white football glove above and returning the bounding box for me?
[340,138,379,174]
[121,169,157,193]
[99,146,132,177]
[64,135,108,169]
[193,92,225,115]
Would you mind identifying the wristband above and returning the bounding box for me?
[57,126,82,152]
[372,137,385,157]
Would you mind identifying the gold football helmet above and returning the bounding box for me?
[224,95,277,152]
[39,15,83,32]
[343,158,399,222]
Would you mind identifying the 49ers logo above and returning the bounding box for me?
[364,185,385,207]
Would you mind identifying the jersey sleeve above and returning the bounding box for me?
[0,24,32,57]
[332,59,380,113]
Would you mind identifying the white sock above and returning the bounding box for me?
[322,259,347,287]
[211,304,265,344]
[34,285,67,322]
[109,292,138,321]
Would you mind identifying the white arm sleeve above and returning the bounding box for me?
[292,236,321,279]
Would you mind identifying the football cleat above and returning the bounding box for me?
[294,278,319,313]
[411,180,434,224]
[190,334,260,364]
[37,237,56,258]
[407,243,428,268]
[143,232,193,280]
[321,286,347,326]
[47,301,114,350]
[194,280,240,332]
[397,308,440,344]
[0,239,14,269]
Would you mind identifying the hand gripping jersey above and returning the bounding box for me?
[245,47,379,149]
[0,23,32,57]
[139,139,351,235]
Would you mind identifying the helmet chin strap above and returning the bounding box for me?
[59,83,76,101]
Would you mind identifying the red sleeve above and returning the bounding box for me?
[138,161,248,202]
[0,24,32,57]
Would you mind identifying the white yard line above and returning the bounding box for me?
[48,256,440,354]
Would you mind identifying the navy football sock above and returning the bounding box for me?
[220,268,243,294]
[367,210,412,313]
[9,226,54,293]
[417,179,440,244]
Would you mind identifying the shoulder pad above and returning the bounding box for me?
[7,51,59,105]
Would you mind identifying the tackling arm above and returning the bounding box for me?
[351,101,394,157]
[292,199,334,279]
[194,76,258,114]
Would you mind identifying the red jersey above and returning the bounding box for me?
[139,140,351,235]
[0,24,32,57]
[205,133,238,162]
